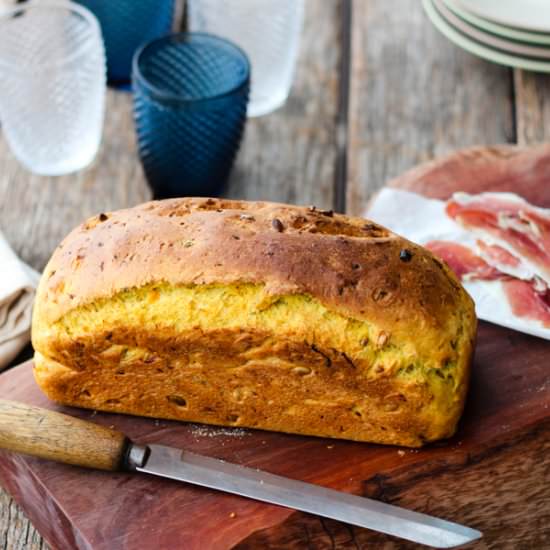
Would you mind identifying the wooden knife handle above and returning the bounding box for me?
[0,399,130,471]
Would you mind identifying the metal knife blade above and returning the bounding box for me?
[0,400,481,548]
[135,444,482,548]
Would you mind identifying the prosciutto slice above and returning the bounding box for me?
[503,279,550,328]
[425,240,503,281]
[446,192,550,282]
[476,241,520,269]
[475,240,547,291]
[426,239,550,328]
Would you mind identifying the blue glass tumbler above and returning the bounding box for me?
[74,0,174,85]
[132,33,250,198]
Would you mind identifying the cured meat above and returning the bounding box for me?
[425,240,503,281]
[476,240,520,269]
[426,239,550,328]
[446,192,550,281]
[503,279,550,328]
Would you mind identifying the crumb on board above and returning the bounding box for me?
[397,450,405,457]
[229,512,236,519]
[190,424,251,439]
[326,445,334,449]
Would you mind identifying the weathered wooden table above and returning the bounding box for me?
[1,1,549,548]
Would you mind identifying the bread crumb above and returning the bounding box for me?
[327,445,334,449]
[190,424,250,439]
[229,512,236,518]
[397,450,405,457]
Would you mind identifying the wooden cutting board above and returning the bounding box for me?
[1,145,549,550]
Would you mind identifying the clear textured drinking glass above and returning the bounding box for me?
[0,1,106,175]
[187,0,304,117]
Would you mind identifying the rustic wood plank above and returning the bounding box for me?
[225,0,341,210]
[514,69,550,146]
[346,0,515,216]
[0,489,47,550]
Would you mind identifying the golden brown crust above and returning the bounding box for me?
[36,198,464,335]
[32,198,477,446]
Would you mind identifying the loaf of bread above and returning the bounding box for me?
[32,198,476,447]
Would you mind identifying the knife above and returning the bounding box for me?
[0,399,481,548]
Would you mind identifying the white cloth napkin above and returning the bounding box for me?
[366,188,550,340]
[0,232,40,369]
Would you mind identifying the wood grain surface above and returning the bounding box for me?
[514,70,550,146]
[0,400,128,471]
[0,490,46,550]
[1,0,550,547]
[226,0,342,208]
[346,0,515,216]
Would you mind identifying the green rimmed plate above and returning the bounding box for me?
[436,0,550,59]
[457,0,550,33]
[423,0,550,72]
[444,0,550,45]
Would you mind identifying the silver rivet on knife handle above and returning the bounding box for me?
[138,444,482,549]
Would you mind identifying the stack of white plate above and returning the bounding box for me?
[423,0,550,72]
